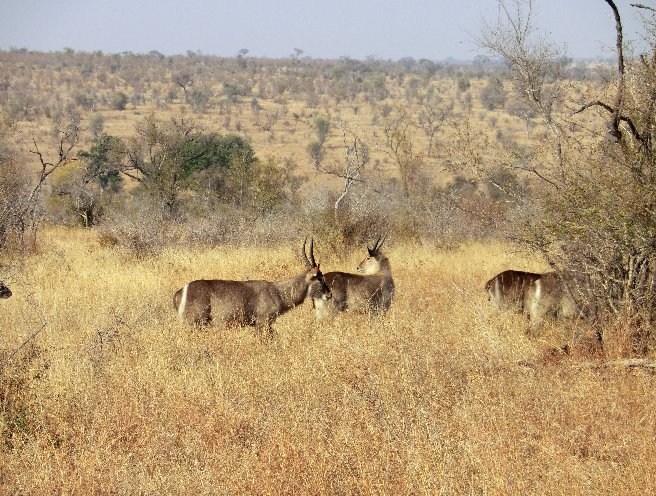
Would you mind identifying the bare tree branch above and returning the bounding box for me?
[320,120,370,217]
[572,100,643,143]
[0,321,48,368]
[631,3,656,13]
[605,0,625,141]
[22,125,80,223]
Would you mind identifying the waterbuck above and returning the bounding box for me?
[173,239,331,329]
[485,269,582,330]
[313,235,395,319]
[0,281,11,299]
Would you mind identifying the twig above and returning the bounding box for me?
[1,321,48,368]
[631,3,656,13]
[570,358,656,371]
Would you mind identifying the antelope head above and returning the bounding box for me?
[357,235,387,275]
[302,238,332,301]
[0,281,11,299]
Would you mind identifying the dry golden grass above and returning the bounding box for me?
[0,227,654,494]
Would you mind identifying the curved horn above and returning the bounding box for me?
[377,234,387,250]
[309,238,317,267]
[371,235,382,253]
[301,238,312,268]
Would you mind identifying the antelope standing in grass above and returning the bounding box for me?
[314,235,395,319]
[0,281,11,299]
[174,239,331,330]
[485,269,583,331]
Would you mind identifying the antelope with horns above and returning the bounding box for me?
[0,281,11,299]
[485,269,583,331]
[313,235,395,319]
[174,239,331,330]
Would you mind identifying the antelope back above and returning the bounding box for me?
[485,270,541,311]
[487,270,587,332]
[315,236,394,318]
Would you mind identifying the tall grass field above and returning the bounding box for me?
[0,227,654,494]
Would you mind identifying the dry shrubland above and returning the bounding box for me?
[2,4,656,492]
[0,227,654,495]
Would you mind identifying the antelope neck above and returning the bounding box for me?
[273,271,311,310]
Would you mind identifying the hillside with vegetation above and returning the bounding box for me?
[0,44,608,249]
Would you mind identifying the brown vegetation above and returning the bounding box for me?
[1,2,656,492]
[1,230,654,494]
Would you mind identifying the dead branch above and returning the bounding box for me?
[572,100,643,145]
[631,3,656,13]
[604,0,625,140]
[574,358,656,371]
[0,321,48,369]
[21,126,80,222]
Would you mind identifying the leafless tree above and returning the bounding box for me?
[172,71,193,102]
[320,120,370,219]
[382,107,423,198]
[479,0,569,166]
[417,92,454,155]
[8,120,80,247]
[254,106,286,132]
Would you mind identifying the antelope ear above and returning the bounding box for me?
[367,247,374,256]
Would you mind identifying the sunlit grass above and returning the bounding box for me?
[0,227,654,494]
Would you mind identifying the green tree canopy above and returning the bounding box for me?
[120,114,258,214]
[77,134,125,192]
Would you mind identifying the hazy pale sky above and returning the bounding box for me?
[0,0,648,60]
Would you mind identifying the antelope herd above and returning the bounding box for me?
[172,234,584,333]
[2,237,588,335]
[173,236,396,331]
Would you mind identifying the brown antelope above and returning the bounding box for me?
[0,281,11,299]
[485,269,582,330]
[173,239,331,330]
[314,235,395,319]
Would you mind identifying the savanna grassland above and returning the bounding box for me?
[1,227,654,495]
[1,38,655,495]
